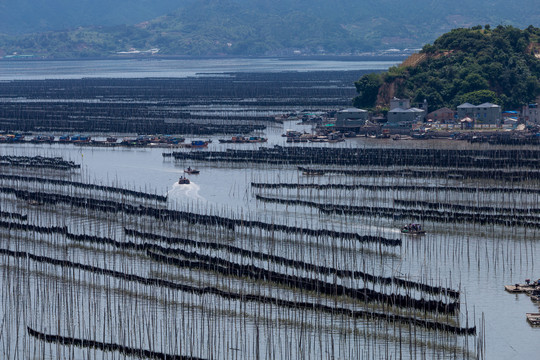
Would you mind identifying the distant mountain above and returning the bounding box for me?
[0,0,194,35]
[0,0,539,58]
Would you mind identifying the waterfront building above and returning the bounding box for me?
[457,102,502,125]
[522,96,540,124]
[387,107,426,125]
[335,107,369,127]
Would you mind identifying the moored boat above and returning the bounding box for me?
[526,313,540,326]
[187,140,209,148]
[247,136,267,143]
[30,135,55,143]
[71,134,91,143]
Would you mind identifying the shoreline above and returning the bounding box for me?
[0,54,408,62]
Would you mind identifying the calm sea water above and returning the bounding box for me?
[2,125,538,359]
[0,59,537,359]
[0,58,400,80]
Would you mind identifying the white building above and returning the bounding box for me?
[522,96,540,124]
[387,107,426,124]
[457,102,501,125]
[335,108,369,127]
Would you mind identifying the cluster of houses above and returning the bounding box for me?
[335,96,540,132]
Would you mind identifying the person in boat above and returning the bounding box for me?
[187,166,192,172]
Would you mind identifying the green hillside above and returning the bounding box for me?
[354,25,540,110]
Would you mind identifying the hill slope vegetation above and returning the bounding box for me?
[353,25,540,111]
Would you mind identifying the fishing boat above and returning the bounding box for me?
[400,223,426,235]
[184,167,200,175]
[247,136,267,143]
[186,140,209,148]
[178,176,190,185]
[218,136,266,144]
[30,135,55,143]
[70,134,91,143]
[219,136,247,144]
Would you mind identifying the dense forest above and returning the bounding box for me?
[353,25,540,111]
[0,0,539,58]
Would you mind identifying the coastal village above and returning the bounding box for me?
[2,95,540,146]
[328,95,540,142]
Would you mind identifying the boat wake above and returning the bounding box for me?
[168,182,205,202]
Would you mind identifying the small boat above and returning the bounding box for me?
[187,140,209,148]
[529,289,540,301]
[526,313,540,326]
[400,223,426,235]
[184,167,200,175]
[71,134,91,143]
[247,136,267,143]
[303,170,325,176]
[218,135,267,144]
[219,136,246,144]
[178,176,190,185]
[30,135,55,143]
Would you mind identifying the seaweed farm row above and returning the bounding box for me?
[255,194,540,228]
[251,181,540,194]
[168,146,540,169]
[0,153,482,359]
[0,71,363,134]
[0,185,401,246]
[0,155,80,170]
[0,173,167,202]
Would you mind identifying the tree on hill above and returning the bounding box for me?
[353,73,382,109]
[354,25,540,111]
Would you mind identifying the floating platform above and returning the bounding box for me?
[526,313,540,326]
[504,284,539,293]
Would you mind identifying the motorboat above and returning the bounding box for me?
[178,176,190,184]
[184,167,200,175]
